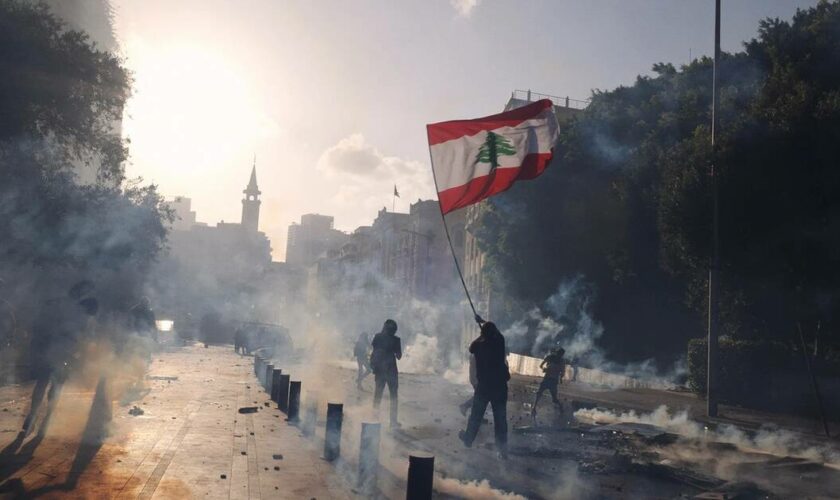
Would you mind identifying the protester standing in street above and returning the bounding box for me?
[370,319,401,427]
[354,332,371,390]
[531,347,566,418]
[459,317,510,459]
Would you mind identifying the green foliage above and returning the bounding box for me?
[0,0,130,183]
[472,1,840,364]
[0,0,170,307]
[687,337,840,412]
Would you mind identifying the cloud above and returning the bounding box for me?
[450,0,483,17]
[316,133,436,228]
[317,134,384,177]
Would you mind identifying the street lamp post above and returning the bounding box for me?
[707,0,722,418]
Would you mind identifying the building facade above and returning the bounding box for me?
[285,214,347,267]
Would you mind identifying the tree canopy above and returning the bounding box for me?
[472,1,840,365]
[0,0,169,315]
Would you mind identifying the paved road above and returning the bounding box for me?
[0,345,352,499]
[4,344,840,499]
[279,359,840,499]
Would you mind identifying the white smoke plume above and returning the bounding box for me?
[574,405,840,465]
[503,276,687,387]
[436,476,526,499]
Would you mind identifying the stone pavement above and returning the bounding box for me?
[0,345,354,499]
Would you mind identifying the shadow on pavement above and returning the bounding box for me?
[0,377,112,498]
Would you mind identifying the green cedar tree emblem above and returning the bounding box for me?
[476,131,516,170]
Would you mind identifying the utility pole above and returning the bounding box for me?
[707,0,721,418]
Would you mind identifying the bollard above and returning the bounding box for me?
[406,453,434,500]
[302,393,318,437]
[358,422,381,494]
[276,374,291,412]
[255,355,263,381]
[287,381,301,422]
[323,403,343,461]
[264,364,274,393]
[270,369,283,402]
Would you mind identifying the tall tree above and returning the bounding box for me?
[472,1,840,364]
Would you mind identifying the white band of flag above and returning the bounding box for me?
[427,99,560,214]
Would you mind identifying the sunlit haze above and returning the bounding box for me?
[114,0,817,259]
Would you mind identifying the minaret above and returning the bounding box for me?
[241,157,261,232]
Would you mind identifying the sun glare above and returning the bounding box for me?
[122,41,277,185]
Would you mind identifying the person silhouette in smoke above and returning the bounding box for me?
[21,280,97,438]
[370,319,401,428]
[531,346,566,419]
[354,332,371,390]
[459,315,510,459]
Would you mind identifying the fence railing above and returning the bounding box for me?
[513,89,589,110]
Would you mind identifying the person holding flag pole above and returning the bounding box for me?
[426,98,560,458]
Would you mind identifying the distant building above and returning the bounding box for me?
[285,214,347,267]
[397,200,465,300]
[241,166,261,232]
[371,207,410,281]
[165,197,197,232]
[156,163,274,326]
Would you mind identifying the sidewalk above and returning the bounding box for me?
[0,345,354,499]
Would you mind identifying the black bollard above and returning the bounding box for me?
[406,453,434,500]
[324,403,343,461]
[276,374,291,412]
[264,364,274,393]
[358,422,381,495]
[287,381,301,422]
[302,392,319,437]
[255,355,263,381]
[270,369,283,402]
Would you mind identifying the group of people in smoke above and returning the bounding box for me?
[14,280,158,441]
[353,315,567,459]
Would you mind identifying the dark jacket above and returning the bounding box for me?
[469,323,510,397]
[370,332,401,374]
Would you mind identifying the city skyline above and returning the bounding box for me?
[112,0,818,260]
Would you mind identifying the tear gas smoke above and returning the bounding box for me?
[503,275,687,387]
[435,476,527,499]
[574,405,840,465]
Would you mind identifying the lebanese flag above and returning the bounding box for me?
[427,99,559,215]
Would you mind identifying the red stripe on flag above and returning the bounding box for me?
[437,152,553,214]
[427,99,553,146]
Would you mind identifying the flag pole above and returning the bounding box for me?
[426,132,478,319]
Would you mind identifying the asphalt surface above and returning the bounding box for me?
[2,344,840,499]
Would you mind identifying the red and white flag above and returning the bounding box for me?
[426,99,559,215]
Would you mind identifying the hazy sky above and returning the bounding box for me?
[112,0,817,260]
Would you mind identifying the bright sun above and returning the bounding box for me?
[122,41,277,188]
